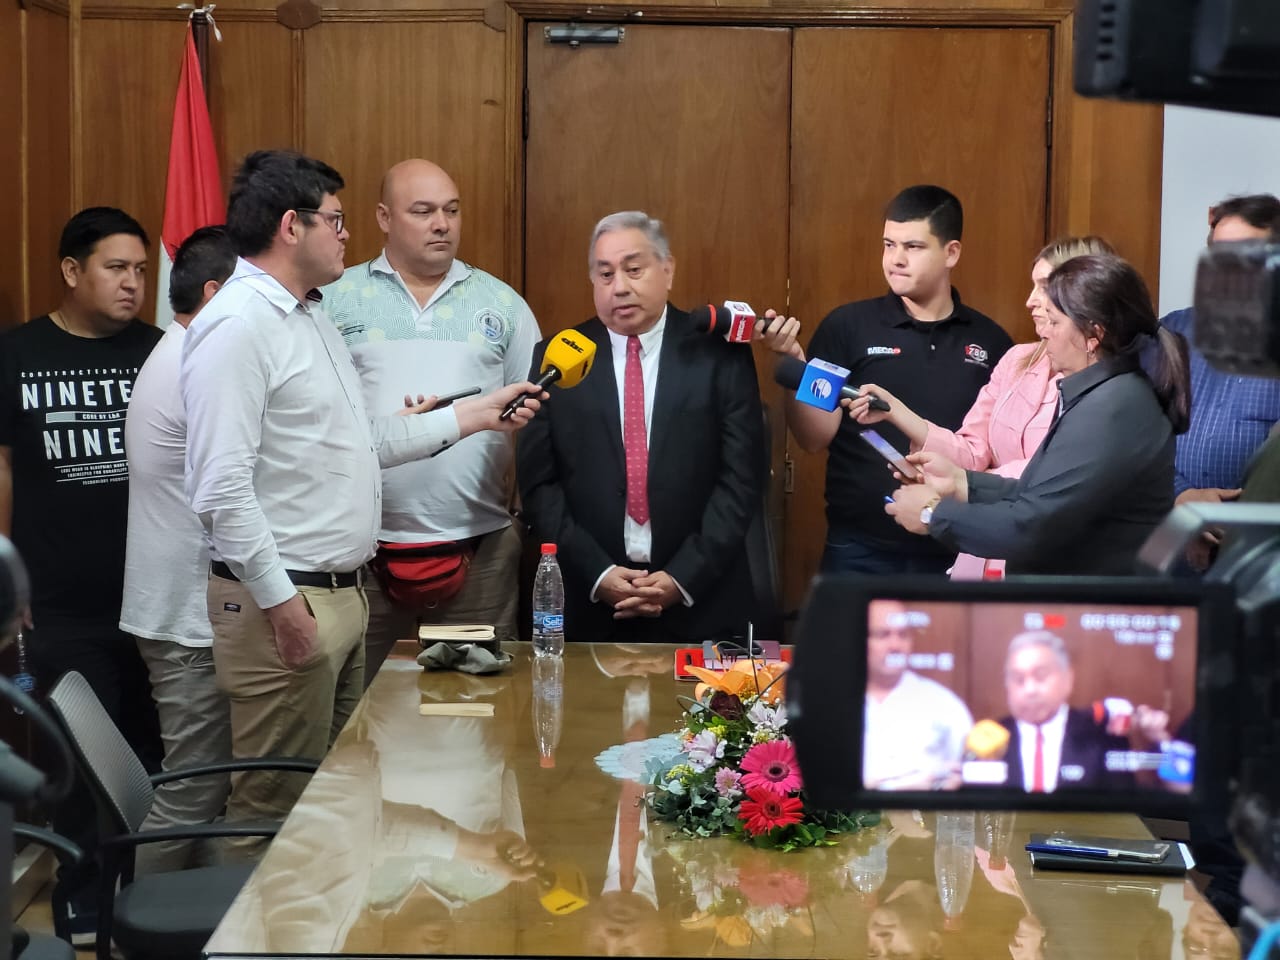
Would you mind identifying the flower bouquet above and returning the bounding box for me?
[647,658,877,851]
[668,822,887,950]
[671,841,815,948]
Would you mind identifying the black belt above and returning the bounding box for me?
[211,561,360,589]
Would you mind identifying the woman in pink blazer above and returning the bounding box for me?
[849,236,1114,579]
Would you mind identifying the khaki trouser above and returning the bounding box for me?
[207,575,367,860]
[363,522,522,687]
[135,638,232,872]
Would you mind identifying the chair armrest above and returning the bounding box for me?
[100,820,282,850]
[14,823,84,867]
[149,756,319,787]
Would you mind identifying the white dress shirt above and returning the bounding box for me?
[181,259,464,610]
[121,323,213,646]
[1016,704,1069,793]
[590,311,691,606]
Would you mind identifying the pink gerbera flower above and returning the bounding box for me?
[739,739,803,796]
[714,767,743,798]
[738,787,804,836]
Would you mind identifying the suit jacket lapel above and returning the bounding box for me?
[648,304,688,468]
[584,318,626,479]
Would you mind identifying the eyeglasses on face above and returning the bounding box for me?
[295,208,345,234]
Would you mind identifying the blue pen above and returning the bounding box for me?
[883,495,894,504]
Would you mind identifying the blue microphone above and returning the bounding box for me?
[774,356,891,413]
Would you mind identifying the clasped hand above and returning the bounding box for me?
[598,567,681,619]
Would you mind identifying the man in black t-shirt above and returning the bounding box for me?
[0,206,164,945]
[760,185,1012,575]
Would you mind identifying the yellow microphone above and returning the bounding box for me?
[961,719,1011,787]
[500,329,597,420]
[534,861,590,915]
[965,719,1011,761]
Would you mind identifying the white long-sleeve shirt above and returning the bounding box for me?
[181,259,463,610]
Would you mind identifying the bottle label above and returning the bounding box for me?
[539,614,564,631]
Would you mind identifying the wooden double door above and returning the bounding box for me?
[523,23,1051,617]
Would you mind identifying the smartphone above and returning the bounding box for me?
[417,385,481,408]
[860,429,920,481]
[1025,834,1171,863]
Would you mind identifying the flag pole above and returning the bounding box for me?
[191,8,210,91]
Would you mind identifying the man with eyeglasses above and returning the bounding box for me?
[180,150,547,855]
[516,210,765,643]
[323,159,538,683]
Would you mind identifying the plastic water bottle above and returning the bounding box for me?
[934,811,976,928]
[13,629,36,714]
[532,655,564,768]
[532,543,565,657]
[847,835,889,899]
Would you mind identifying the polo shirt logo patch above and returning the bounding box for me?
[964,343,990,367]
[867,346,901,356]
[476,309,505,343]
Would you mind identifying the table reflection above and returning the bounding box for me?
[205,644,1238,960]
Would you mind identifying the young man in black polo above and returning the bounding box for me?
[762,185,1011,575]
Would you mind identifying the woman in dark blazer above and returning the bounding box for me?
[886,255,1191,576]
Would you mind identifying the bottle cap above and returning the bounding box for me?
[540,753,555,768]
[540,543,557,555]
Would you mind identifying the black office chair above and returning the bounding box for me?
[46,671,319,960]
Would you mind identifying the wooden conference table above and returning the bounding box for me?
[204,642,1238,959]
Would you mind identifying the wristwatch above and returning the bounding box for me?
[920,496,942,527]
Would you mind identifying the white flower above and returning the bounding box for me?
[747,700,787,731]
[683,729,726,772]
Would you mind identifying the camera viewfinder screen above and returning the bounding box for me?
[863,598,1197,798]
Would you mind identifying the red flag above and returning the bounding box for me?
[157,22,223,328]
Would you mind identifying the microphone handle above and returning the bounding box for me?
[866,393,891,413]
[840,385,891,413]
[500,367,561,420]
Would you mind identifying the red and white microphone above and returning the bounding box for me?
[690,300,756,343]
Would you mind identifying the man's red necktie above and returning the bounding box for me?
[623,335,649,525]
[1032,725,1045,792]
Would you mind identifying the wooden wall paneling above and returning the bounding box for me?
[1,1,24,327]
[78,17,187,320]
[206,19,298,193]
[525,23,792,331]
[302,19,509,277]
[25,3,73,321]
[785,26,1052,610]
[1064,95,1164,293]
[81,0,1075,12]
[503,2,524,287]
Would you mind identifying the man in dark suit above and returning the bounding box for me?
[517,211,765,642]
[998,631,1131,792]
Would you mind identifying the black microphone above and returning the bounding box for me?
[773,355,891,413]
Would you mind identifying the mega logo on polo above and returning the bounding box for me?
[866,346,901,356]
